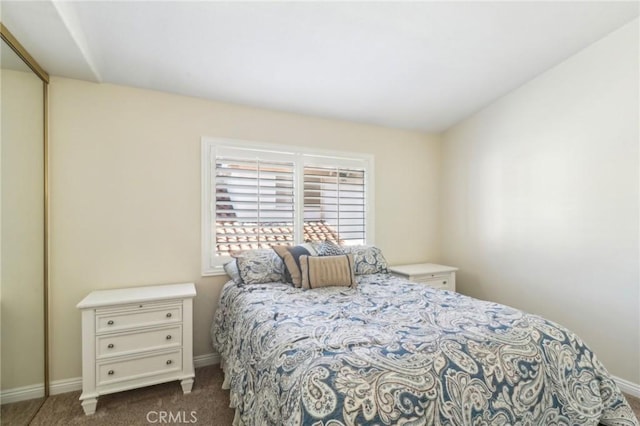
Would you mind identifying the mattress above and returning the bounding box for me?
[211,273,637,425]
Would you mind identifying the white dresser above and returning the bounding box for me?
[389,263,458,292]
[76,283,197,415]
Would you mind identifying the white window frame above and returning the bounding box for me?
[201,137,375,276]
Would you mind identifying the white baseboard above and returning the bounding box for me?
[6,357,635,403]
[194,352,220,368]
[614,375,640,398]
[49,377,82,396]
[44,369,640,401]
[46,366,637,400]
[0,383,45,404]
[49,353,221,396]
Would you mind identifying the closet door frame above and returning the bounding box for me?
[1,22,50,397]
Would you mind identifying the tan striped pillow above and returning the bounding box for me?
[299,254,356,290]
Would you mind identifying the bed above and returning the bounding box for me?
[211,250,637,426]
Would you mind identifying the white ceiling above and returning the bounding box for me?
[2,1,638,132]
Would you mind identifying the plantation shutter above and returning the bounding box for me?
[303,160,367,245]
[214,147,295,256]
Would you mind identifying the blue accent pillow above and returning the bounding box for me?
[273,244,312,287]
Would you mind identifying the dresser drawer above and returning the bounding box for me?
[96,350,182,386]
[96,325,182,358]
[96,305,181,333]
[421,277,450,290]
[389,264,457,293]
[414,275,452,290]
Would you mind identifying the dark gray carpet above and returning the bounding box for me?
[30,365,233,426]
[626,393,640,422]
[1,397,45,426]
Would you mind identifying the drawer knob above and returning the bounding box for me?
[166,360,172,365]
[107,343,114,349]
[166,335,172,340]
[166,313,172,318]
[108,370,114,375]
[443,281,447,284]
[107,320,114,325]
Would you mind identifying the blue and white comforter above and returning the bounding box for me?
[211,274,637,425]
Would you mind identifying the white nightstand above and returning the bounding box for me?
[389,263,458,292]
[77,283,196,415]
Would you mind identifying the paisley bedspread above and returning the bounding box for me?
[211,273,637,426]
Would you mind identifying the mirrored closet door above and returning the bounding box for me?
[0,24,49,425]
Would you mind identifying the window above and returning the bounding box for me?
[303,165,366,244]
[202,138,374,275]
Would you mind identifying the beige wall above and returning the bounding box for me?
[48,18,639,387]
[440,20,639,383]
[1,69,45,390]
[48,78,441,382]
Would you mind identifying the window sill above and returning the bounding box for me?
[202,268,227,277]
